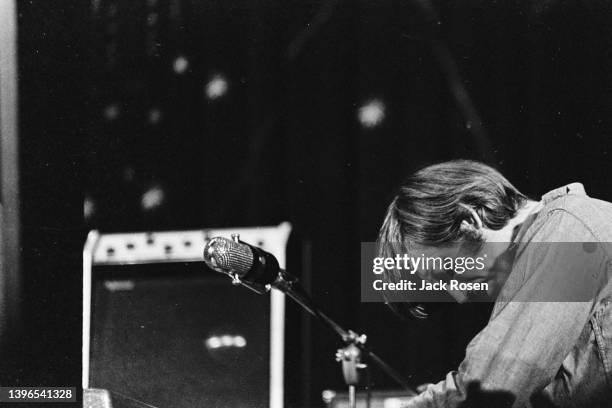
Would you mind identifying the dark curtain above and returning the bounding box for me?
[10,0,612,405]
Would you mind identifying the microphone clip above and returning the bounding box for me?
[227,234,271,295]
[229,271,271,295]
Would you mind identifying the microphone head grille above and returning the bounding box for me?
[203,236,254,276]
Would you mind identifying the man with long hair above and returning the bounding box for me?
[377,160,612,407]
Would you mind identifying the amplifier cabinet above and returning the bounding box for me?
[83,223,291,408]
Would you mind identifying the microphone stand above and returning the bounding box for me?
[268,269,416,408]
[208,234,417,408]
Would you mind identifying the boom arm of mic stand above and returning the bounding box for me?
[272,270,416,394]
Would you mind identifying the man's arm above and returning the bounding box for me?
[406,210,602,407]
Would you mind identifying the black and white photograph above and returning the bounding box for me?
[1,1,611,407]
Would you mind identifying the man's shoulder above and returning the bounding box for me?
[542,193,612,239]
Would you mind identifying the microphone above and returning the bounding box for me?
[203,235,281,287]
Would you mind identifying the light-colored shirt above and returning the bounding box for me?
[407,183,612,407]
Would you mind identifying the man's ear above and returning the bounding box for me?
[458,204,483,237]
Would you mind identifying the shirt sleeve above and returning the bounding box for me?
[405,210,603,408]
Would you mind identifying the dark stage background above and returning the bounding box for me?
[5,0,612,407]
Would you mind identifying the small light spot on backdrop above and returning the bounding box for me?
[148,108,162,124]
[103,103,120,121]
[234,336,246,347]
[206,337,222,349]
[220,335,233,346]
[358,99,385,128]
[92,0,101,13]
[147,12,158,26]
[141,185,165,211]
[173,55,189,74]
[205,74,229,100]
[84,196,96,220]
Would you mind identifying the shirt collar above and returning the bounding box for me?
[541,182,587,205]
[512,182,587,244]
